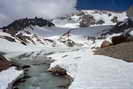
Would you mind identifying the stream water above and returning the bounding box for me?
[9,51,71,89]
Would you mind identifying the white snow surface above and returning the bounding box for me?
[49,49,133,89]
[0,25,133,89]
[0,67,23,89]
[53,10,127,28]
[69,56,133,89]
[129,30,133,36]
[45,26,133,89]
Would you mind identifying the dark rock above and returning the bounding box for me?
[22,65,31,69]
[127,6,133,17]
[108,13,112,17]
[111,29,133,45]
[0,55,13,71]
[0,36,15,42]
[102,18,133,35]
[1,17,55,35]
[96,19,105,25]
[76,11,85,16]
[111,16,118,23]
[65,39,76,47]
[79,14,95,27]
[112,35,128,45]
[48,66,67,76]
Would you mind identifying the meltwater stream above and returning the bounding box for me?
[9,51,71,89]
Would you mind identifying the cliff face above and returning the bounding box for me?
[127,6,133,17]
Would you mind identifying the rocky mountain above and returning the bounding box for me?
[1,17,55,35]
[0,17,56,47]
[0,9,133,89]
[53,10,127,28]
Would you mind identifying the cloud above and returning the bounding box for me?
[0,0,77,26]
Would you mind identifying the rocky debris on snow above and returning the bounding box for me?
[96,19,105,25]
[58,29,76,47]
[48,65,67,76]
[95,42,133,62]
[0,17,57,46]
[16,33,35,45]
[0,55,14,71]
[1,17,55,35]
[111,16,118,23]
[54,10,127,28]
[0,36,16,42]
[127,6,133,17]
[102,18,133,35]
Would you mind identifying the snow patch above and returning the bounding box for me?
[0,67,23,89]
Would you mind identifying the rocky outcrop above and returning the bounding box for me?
[96,19,105,25]
[0,36,16,42]
[111,29,133,45]
[101,41,112,48]
[0,55,14,71]
[1,17,55,35]
[111,35,128,45]
[127,6,133,17]
[58,29,76,47]
[111,16,118,23]
[95,42,133,62]
[48,66,67,76]
[102,18,133,36]
[79,14,95,27]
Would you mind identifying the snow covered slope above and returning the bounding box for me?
[0,67,23,89]
[53,10,127,28]
[0,16,133,89]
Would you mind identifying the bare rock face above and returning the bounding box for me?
[48,66,67,76]
[79,14,95,27]
[1,17,55,35]
[0,55,13,71]
[111,16,118,23]
[101,41,112,48]
[111,29,133,45]
[95,42,133,62]
[127,6,133,17]
[112,35,128,45]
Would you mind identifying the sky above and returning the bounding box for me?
[77,0,133,11]
[0,0,133,26]
[0,0,77,26]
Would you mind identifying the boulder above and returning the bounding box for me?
[48,66,67,76]
[112,35,128,45]
[112,30,133,45]
[101,41,112,48]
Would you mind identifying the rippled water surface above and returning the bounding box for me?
[10,52,71,89]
